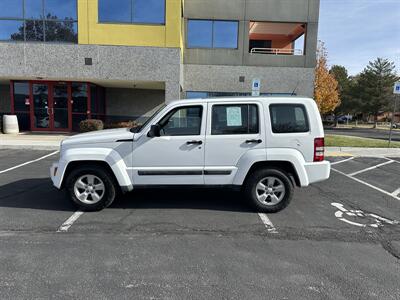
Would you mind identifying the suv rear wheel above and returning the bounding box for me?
[65,165,117,211]
[244,168,293,213]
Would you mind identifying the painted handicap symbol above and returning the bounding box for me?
[331,203,399,228]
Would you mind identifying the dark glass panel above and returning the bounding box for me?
[98,0,131,23]
[32,84,49,129]
[72,83,88,113]
[0,0,23,18]
[44,0,77,20]
[159,106,203,136]
[53,84,69,129]
[25,0,44,19]
[13,82,30,112]
[25,19,45,41]
[72,114,87,132]
[15,112,31,131]
[44,21,77,42]
[187,20,212,48]
[211,104,259,135]
[133,0,165,24]
[90,84,98,113]
[0,20,24,41]
[270,104,309,133]
[213,21,238,48]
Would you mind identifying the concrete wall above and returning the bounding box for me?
[106,88,165,118]
[0,84,11,113]
[183,0,319,68]
[183,64,315,98]
[0,43,181,102]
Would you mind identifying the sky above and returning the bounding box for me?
[318,0,400,76]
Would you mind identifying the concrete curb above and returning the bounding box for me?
[326,147,400,157]
[0,145,60,151]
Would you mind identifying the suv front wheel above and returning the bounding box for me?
[244,168,293,213]
[65,165,117,211]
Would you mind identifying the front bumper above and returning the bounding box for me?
[50,161,65,189]
[304,160,331,185]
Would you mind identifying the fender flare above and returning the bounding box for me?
[59,148,132,191]
[233,148,309,186]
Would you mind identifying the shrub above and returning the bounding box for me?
[79,119,104,132]
[105,120,141,129]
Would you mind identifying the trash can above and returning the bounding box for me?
[3,115,19,134]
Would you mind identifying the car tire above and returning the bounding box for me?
[65,165,117,211]
[244,168,293,213]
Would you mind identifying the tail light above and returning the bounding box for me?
[314,138,325,162]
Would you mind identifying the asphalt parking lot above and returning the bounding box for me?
[0,150,399,299]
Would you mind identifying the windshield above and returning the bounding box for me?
[131,104,167,133]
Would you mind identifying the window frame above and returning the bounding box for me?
[211,103,260,136]
[269,103,310,134]
[98,0,166,25]
[186,19,239,49]
[157,105,204,137]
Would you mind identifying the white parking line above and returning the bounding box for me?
[347,159,394,177]
[330,157,355,165]
[57,211,84,232]
[332,167,400,201]
[391,187,400,197]
[258,213,278,233]
[0,151,59,174]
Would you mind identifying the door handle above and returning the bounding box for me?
[245,139,262,144]
[186,140,203,145]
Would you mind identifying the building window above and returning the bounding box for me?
[98,0,166,25]
[187,19,239,49]
[0,0,78,43]
[186,91,295,99]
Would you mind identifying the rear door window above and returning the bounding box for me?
[211,104,259,135]
[270,104,309,133]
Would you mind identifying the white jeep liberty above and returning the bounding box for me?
[51,97,330,213]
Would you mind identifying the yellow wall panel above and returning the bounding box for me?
[78,0,182,48]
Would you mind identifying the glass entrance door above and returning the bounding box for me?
[31,82,71,131]
[32,83,51,130]
[52,83,70,130]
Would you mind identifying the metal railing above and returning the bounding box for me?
[250,48,303,55]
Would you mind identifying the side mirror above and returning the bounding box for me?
[147,124,161,138]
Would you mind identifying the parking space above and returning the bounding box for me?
[0,150,399,298]
[331,157,390,175]
[0,149,399,236]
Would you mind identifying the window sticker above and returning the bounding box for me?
[226,107,242,126]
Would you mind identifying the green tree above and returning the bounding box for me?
[330,65,361,117]
[357,58,398,126]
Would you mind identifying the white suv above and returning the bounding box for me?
[51,97,330,212]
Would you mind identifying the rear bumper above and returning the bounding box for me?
[304,160,330,185]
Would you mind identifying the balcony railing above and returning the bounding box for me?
[250,48,303,55]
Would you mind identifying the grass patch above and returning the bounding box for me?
[325,134,400,148]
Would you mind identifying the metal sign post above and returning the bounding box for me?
[389,82,400,147]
